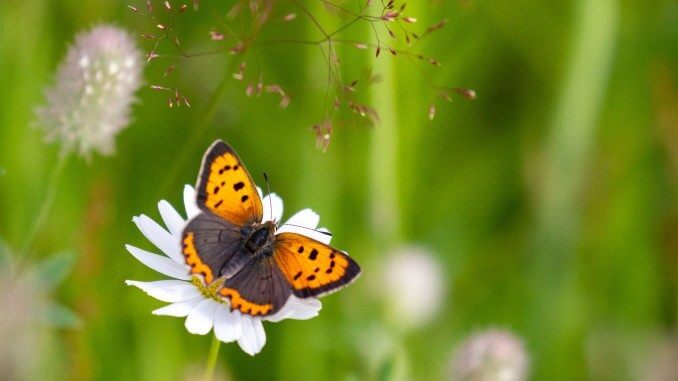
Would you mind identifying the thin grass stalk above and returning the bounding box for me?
[531,0,618,377]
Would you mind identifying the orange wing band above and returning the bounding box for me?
[219,287,273,316]
[182,232,214,284]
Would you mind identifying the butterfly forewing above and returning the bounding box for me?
[196,140,263,226]
[273,232,361,298]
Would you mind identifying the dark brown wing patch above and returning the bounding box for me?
[219,256,291,316]
[181,212,250,283]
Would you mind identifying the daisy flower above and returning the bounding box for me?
[126,185,328,355]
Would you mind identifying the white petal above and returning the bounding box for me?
[237,318,266,355]
[213,304,243,342]
[132,215,183,264]
[152,297,203,317]
[313,227,332,245]
[237,319,256,355]
[286,297,322,320]
[252,319,266,350]
[185,299,220,335]
[276,209,332,243]
[277,225,332,246]
[265,309,292,323]
[266,299,294,323]
[183,185,201,219]
[279,209,319,230]
[267,296,321,322]
[158,200,185,237]
[262,193,283,223]
[125,244,190,280]
[125,280,201,302]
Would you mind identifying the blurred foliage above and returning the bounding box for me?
[0,0,676,380]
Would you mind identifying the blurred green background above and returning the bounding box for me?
[0,0,676,380]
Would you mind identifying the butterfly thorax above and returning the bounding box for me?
[241,220,276,257]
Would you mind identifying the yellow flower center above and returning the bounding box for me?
[191,276,229,305]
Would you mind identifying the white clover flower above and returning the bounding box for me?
[36,25,142,157]
[380,246,445,330]
[450,329,529,381]
[641,336,678,381]
[0,268,38,380]
[126,185,326,355]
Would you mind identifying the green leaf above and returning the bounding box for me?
[41,302,81,328]
[31,251,77,291]
[377,356,396,381]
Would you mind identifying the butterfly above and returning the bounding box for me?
[181,140,361,317]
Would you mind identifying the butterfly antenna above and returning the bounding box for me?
[279,223,333,236]
[261,172,330,236]
[263,172,274,222]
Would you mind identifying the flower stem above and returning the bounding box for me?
[203,335,221,381]
[19,149,69,260]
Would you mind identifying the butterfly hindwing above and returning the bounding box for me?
[196,140,263,226]
[273,233,361,298]
[219,256,292,316]
[182,212,252,283]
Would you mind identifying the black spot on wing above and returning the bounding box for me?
[292,253,362,298]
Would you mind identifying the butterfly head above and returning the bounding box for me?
[262,219,277,233]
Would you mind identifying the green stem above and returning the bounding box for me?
[203,335,221,381]
[18,149,69,260]
[531,0,617,377]
[159,59,239,197]
[369,39,402,245]
[369,26,406,381]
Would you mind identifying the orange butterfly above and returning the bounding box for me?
[182,140,361,316]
